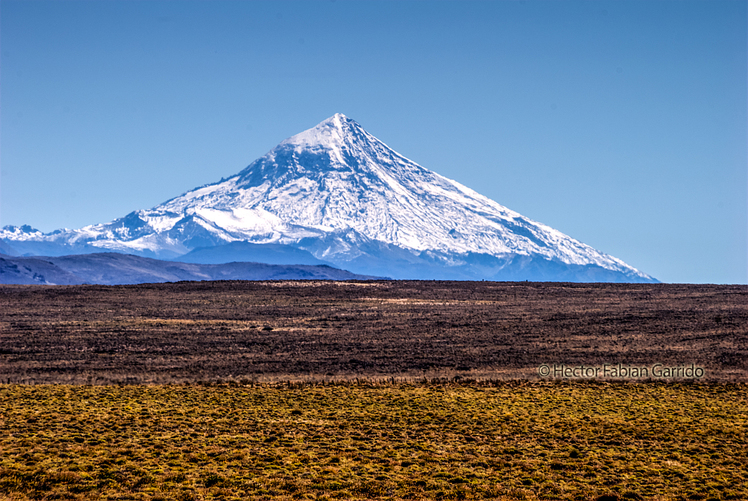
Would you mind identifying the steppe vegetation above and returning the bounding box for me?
[1,281,746,500]
[1,381,746,501]
[0,281,745,383]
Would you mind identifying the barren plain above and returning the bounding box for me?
[0,281,745,383]
[1,281,747,501]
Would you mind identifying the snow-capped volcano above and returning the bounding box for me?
[1,114,655,282]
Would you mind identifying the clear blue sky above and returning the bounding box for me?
[1,0,746,284]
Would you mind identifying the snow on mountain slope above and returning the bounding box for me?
[1,113,655,281]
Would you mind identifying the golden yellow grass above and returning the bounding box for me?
[1,381,746,501]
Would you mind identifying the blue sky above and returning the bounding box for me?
[1,0,746,284]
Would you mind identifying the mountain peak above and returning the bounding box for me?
[328,112,350,124]
[1,114,657,282]
[320,112,353,128]
[280,113,364,151]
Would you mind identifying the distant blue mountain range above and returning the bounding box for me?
[0,252,376,285]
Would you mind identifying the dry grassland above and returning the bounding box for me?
[1,381,746,501]
[0,281,746,500]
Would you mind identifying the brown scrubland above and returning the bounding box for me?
[0,281,745,383]
[1,281,746,501]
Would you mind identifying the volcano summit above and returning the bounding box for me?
[1,114,655,282]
